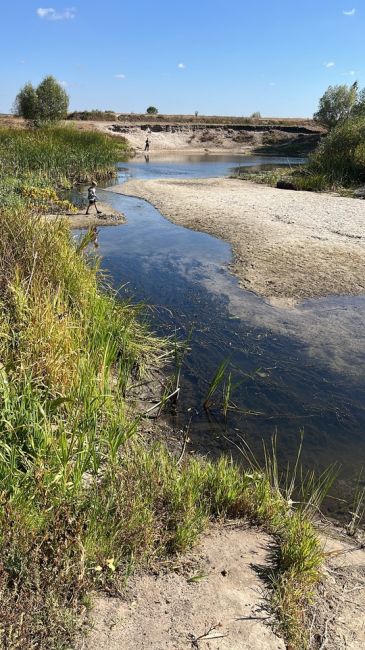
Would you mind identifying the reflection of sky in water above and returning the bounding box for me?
[114,153,305,184]
[83,154,365,512]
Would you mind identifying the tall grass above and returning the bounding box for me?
[0,125,128,185]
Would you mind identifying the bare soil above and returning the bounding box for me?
[83,525,285,650]
[313,528,365,649]
[82,524,365,650]
[110,178,365,303]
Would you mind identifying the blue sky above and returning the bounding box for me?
[1,1,364,116]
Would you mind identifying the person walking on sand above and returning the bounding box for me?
[144,137,150,152]
[85,181,102,215]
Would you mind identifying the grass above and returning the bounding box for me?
[0,124,331,649]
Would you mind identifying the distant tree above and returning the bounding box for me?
[250,111,261,118]
[351,87,365,118]
[313,83,358,129]
[14,76,69,125]
[13,83,38,122]
[194,110,199,117]
[146,106,158,115]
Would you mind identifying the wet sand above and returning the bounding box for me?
[45,201,125,229]
[110,178,365,302]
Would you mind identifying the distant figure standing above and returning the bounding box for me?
[144,137,150,152]
[86,181,102,215]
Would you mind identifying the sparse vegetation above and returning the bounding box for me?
[146,106,159,115]
[68,109,118,121]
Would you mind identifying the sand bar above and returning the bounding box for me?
[110,178,365,302]
[45,200,125,229]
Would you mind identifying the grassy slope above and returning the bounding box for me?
[0,125,327,649]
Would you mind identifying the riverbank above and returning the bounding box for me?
[111,177,365,304]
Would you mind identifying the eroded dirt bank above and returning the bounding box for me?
[110,178,365,303]
[107,121,321,154]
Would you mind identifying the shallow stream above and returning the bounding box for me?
[87,153,364,516]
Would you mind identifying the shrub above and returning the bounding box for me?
[146,106,158,115]
[309,115,365,185]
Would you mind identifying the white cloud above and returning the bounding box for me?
[342,8,356,15]
[58,80,68,87]
[37,7,76,20]
[324,61,335,68]
[269,81,276,86]
[177,63,186,69]
[114,74,125,79]
[342,69,357,76]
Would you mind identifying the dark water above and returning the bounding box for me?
[85,154,364,517]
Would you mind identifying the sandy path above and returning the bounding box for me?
[110,178,365,302]
[84,525,285,650]
[83,524,365,650]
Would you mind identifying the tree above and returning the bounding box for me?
[14,76,69,125]
[313,83,358,129]
[146,106,158,115]
[13,83,38,122]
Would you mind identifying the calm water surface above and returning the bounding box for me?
[86,153,364,516]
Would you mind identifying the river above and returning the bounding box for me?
[85,153,365,517]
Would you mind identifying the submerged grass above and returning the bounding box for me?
[0,125,328,649]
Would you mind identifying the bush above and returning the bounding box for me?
[310,115,365,185]
[146,106,158,115]
[68,110,117,121]
[14,76,69,126]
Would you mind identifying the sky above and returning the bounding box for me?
[1,1,364,117]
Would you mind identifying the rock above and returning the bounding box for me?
[353,186,365,199]
[276,180,297,190]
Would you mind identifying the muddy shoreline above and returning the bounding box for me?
[110,177,365,303]
[45,200,125,229]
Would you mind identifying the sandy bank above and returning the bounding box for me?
[110,178,365,302]
[45,201,125,229]
[85,525,285,650]
[84,523,365,650]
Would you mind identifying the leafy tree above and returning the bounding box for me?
[313,83,358,129]
[14,76,69,125]
[351,87,365,118]
[146,106,158,115]
[13,83,38,122]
